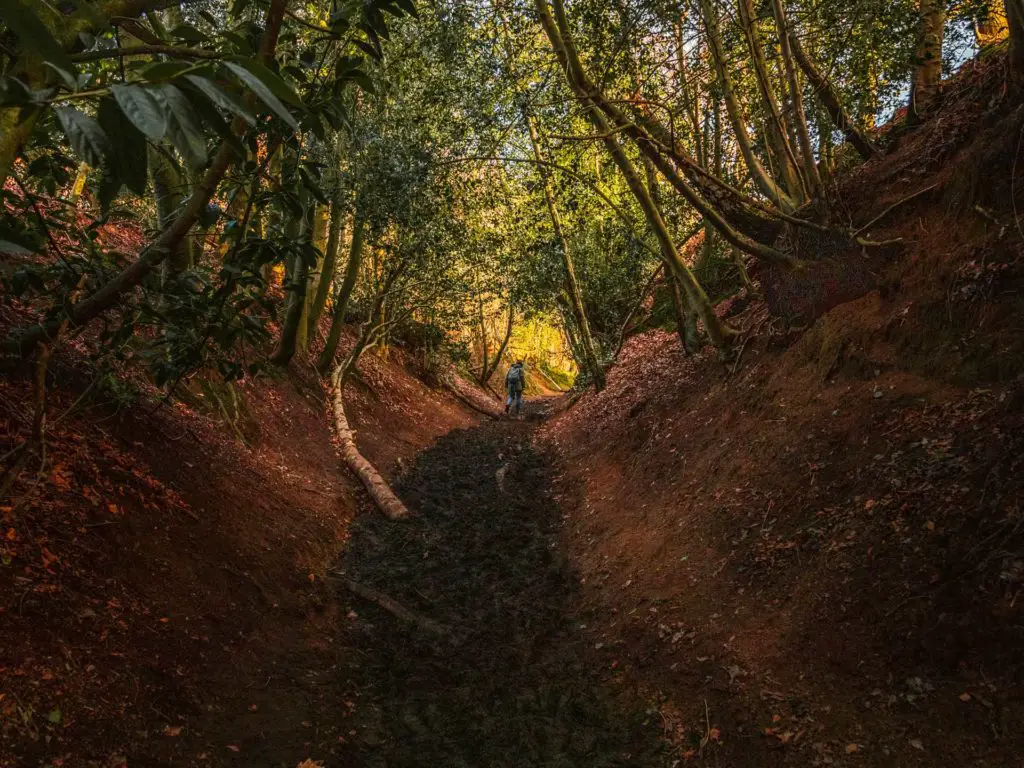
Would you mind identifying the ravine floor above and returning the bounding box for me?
[333,408,667,767]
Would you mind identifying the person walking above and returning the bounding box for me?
[505,360,526,417]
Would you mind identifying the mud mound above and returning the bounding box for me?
[335,417,666,767]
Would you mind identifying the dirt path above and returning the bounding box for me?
[334,405,667,767]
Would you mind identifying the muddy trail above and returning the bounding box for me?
[334,406,667,767]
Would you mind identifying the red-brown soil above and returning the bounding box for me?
[0,338,473,767]
[3,49,1024,768]
[541,57,1024,768]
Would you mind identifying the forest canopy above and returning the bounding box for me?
[0,0,1020,392]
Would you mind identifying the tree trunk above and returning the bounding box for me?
[771,0,823,198]
[790,35,879,160]
[909,0,945,121]
[1007,0,1024,79]
[670,275,700,355]
[307,189,345,340]
[482,304,514,384]
[270,195,313,366]
[592,102,733,346]
[736,0,807,202]
[317,216,365,375]
[700,0,799,212]
[149,145,193,281]
[524,112,606,390]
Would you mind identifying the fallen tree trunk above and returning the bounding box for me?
[330,370,409,520]
[338,577,457,641]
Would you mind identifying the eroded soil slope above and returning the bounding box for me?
[0,344,471,767]
[541,56,1024,768]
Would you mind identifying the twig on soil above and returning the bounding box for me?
[699,697,712,758]
[851,184,938,238]
[338,576,457,642]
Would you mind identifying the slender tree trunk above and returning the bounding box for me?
[593,101,733,346]
[524,112,605,390]
[700,0,798,212]
[702,96,723,266]
[270,194,313,366]
[489,305,515,380]
[149,145,193,281]
[477,296,490,384]
[790,35,879,160]
[317,216,365,375]
[675,16,705,168]
[1006,0,1024,79]
[736,0,807,202]
[771,0,822,198]
[296,202,326,353]
[307,189,345,340]
[670,275,700,355]
[909,0,945,122]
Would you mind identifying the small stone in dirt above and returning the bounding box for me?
[959,692,972,702]
[909,738,924,751]
[845,743,859,754]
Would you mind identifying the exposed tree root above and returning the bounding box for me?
[330,369,410,519]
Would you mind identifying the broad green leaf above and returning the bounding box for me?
[96,165,123,216]
[184,74,256,125]
[0,0,75,72]
[347,70,375,94]
[393,0,418,18]
[55,107,111,168]
[142,61,192,82]
[223,61,300,131]
[153,84,208,168]
[43,63,78,92]
[298,165,329,205]
[183,84,246,160]
[170,24,205,43]
[111,83,168,140]
[97,97,148,197]
[225,56,303,107]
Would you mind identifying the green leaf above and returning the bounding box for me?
[170,24,205,43]
[184,74,256,125]
[153,84,208,169]
[225,56,303,107]
[0,0,75,72]
[223,61,300,131]
[142,61,192,82]
[110,83,168,140]
[0,239,33,255]
[347,70,376,94]
[393,0,418,18]
[43,62,78,92]
[47,709,62,724]
[182,83,246,160]
[96,164,123,215]
[298,165,329,205]
[97,97,148,197]
[55,107,111,168]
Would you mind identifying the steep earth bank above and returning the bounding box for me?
[541,57,1024,768]
[0,338,473,766]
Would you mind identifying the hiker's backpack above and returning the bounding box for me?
[506,366,524,393]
